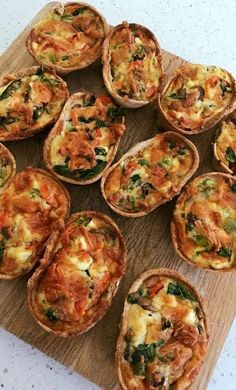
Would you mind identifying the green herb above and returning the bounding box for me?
[209,103,216,108]
[158,157,171,169]
[220,81,231,95]
[72,6,88,16]
[36,66,44,78]
[83,95,95,106]
[185,213,197,232]
[94,147,107,156]
[76,216,92,227]
[168,140,176,149]
[127,288,148,304]
[33,106,44,121]
[168,92,185,100]
[61,55,69,61]
[231,184,236,193]
[178,146,187,155]
[78,116,95,124]
[43,77,60,87]
[226,147,236,163]
[30,188,40,199]
[0,239,5,261]
[141,182,155,197]
[131,46,145,61]
[161,318,172,330]
[108,106,122,121]
[53,164,71,176]
[60,14,73,21]
[223,218,236,233]
[138,159,150,167]
[193,234,209,246]
[131,343,156,376]
[48,54,57,64]
[45,308,58,321]
[131,174,141,184]
[167,282,197,302]
[96,119,106,128]
[0,79,22,100]
[75,160,107,179]
[197,177,215,194]
[216,247,232,257]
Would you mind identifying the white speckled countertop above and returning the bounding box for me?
[0,1,235,389]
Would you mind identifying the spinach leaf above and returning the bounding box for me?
[78,116,95,124]
[76,216,92,227]
[131,343,156,376]
[161,318,172,330]
[168,92,185,100]
[48,54,57,64]
[75,160,107,179]
[30,188,41,199]
[83,95,95,106]
[141,182,155,197]
[131,174,141,184]
[138,159,150,167]
[43,77,60,87]
[94,147,107,156]
[33,106,44,121]
[36,66,44,78]
[72,6,88,16]
[127,288,148,304]
[45,308,58,321]
[185,213,197,232]
[220,81,231,95]
[223,218,236,233]
[216,247,232,257]
[61,55,69,61]
[167,282,197,302]
[96,119,106,128]
[231,183,236,193]
[108,106,122,121]
[53,164,71,176]
[226,147,236,163]
[0,239,5,261]
[0,79,22,100]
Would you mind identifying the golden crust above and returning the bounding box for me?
[0,167,70,280]
[171,172,236,272]
[157,64,236,135]
[0,66,69,141]
[43,92,125,185]
[116,268,209,390]
[0,143,16,191]
[26,2,109,75]
[212,117,236,174]
[101,131,199,217]
[27,211,127,336]
[102,21,164,108]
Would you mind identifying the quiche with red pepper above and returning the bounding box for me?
[158,64,236,134]
[213,119,236,175]
[101,132,199,217]
[26,2,109,75]
[102,21,163,108]
[27,211,127,336]
[172,173,236,271]
[0,143,16,191]
[0,66,68,141]
[44,92,125,184]
[116,269,208,390]
[0,167,70,279]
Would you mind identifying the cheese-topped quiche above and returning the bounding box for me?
[213,119,236,174]
[0,167,70,279]
[158,64,236,134]
[0,143,16,191]
[116,269,208,390]
[26,2,109,74]
[172,172,236,271]
[0,66,68,141]
[102,21,163,108]
[101,132,199,217]
[27,211,127,336]
[44,92,126,185]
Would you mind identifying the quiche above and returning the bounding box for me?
[172,172,236,271]
[44,92,126,185]
[0,66,68,141]
[27,211,127,336]
[102,21,163,108]
[26,2,109,74]
[158,63,236,134]
[0,143,16,191]
[0,167,70,279]
[116,269,208,390]
[213,119,236,175]
[101,131,199,217]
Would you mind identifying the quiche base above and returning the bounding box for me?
[116,268,209,390]
[0,143,16,191]
[213,117,236,175]
[27,211,127,337]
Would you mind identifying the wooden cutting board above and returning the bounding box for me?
[0,3,235,389]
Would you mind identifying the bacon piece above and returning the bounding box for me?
[173,321,199,347]
[0,211,9,228]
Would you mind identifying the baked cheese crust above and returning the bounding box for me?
[0,168,70,279]
[159,64,236,134]
[172,173,236,270]
[116,269,208,390]
[101,132,199,216]
[26,2,108,73]
[44,92,125,184]
[0,66,68,141]
[27,212,127,336]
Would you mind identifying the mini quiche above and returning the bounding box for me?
[26,2,109,75]
[116,268,208,390]
[44,92,125,185]
[158,63,236,134]
[0,66,68,141]
[172,172,236,271]
[0,143,16,191]
[101,131,199,217]
[102,21,163,108]
[0,167,70,279]
[27,211,127,336]
[213,119,236,175]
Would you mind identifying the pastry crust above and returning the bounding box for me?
[0,66,68,141]
[116,268,209,390]
[101,131,199,217]
[0,143,16,191]
[157,63,236,135]
[102,21,163,108]
[26,2,109,75]
[43,92,125,185]
[0,167,70,279]
[171,172,236,271]
[27,211,127,336]
[213,117,236,174]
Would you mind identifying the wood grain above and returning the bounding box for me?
[0,3,235,389]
